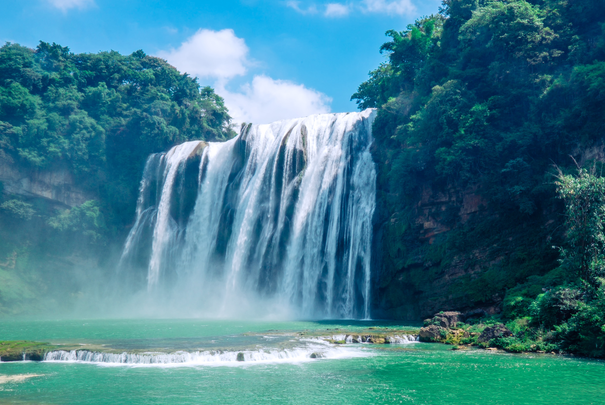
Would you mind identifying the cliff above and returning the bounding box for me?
[0,42,233,315]
[0,153,91,209]
[355,0,605,321]
[371,139,605,320]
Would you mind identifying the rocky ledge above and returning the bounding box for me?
[0,341,58,361]
[419,311,560,354]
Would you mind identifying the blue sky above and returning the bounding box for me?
[1,0,441,123]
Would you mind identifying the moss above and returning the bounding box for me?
[0,341,57,361]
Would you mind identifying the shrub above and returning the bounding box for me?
[556,301,605,358]
[0,199,35,220]
[530,287,583,329]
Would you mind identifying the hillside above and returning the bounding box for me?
[0,42,233,314]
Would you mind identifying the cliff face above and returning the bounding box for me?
[372,186,551,320]
[0,154,100,315]
[371,140,605,321]
[0,153,92,208]
[372,164,572,320]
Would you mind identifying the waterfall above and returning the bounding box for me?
[119,109,377,319]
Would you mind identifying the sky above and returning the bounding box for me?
[1,0,441,124]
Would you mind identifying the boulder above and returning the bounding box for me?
[419,325,447,342]
[434,311,462,328]
[478,324,513,343]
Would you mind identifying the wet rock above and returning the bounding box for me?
[419,325,447,342]
[23,352,44,361]
[309,352,323,359]
[367,336,386,344]
[236,352,245,362]
[0,352,22,361]
[478,324,513,343]
[434,311,462,328]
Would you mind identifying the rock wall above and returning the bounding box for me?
[370,163,564,321]
[370,141,605,320]
[0,153,91,208]
[372,183,491,319]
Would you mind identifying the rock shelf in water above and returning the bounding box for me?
[0,328,420,363]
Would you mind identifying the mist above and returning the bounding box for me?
[8,110,377,322]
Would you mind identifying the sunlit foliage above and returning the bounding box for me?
[0,42,233,233]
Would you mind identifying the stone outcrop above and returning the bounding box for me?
[432,311,462,328]
[417,312,519,351]
[419,325,447,342]
[0,154,91,208]
[367,117,602,321]
[478,325,513,343]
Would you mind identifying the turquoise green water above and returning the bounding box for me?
[0,319,604,404]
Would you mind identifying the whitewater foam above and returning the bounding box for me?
[118,110,377,319]
[43,344,370,367]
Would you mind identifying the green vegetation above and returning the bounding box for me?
[0,341,57,361]
[0,42,233,314]
[359,0,605,357]
[0,41,232,230]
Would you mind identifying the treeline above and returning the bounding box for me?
[357,0,605,356]
[0,42,233,238]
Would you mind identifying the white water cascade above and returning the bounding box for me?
[118,109,377,319]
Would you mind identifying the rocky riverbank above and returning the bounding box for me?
[419,311,561,354]
[0,318,565,364]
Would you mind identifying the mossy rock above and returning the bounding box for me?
[0,341,57,362]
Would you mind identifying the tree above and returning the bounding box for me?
[556,166,605,292]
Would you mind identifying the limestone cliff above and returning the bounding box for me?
[0,153,92,208]
[371,139,605,320]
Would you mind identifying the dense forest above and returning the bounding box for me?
[355,0,605,357]
[0,42,233,312]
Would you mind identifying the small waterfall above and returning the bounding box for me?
[43,344,369,365]
[119,110,377,319]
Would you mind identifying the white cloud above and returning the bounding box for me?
[362,0,415,15]
[157,30,331,124]
[46,0,94,11]
[286,0,416,17]
[218,75,332,124]
[324,3,350,17]
[157,29,249,81]
[286,1,319,15]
